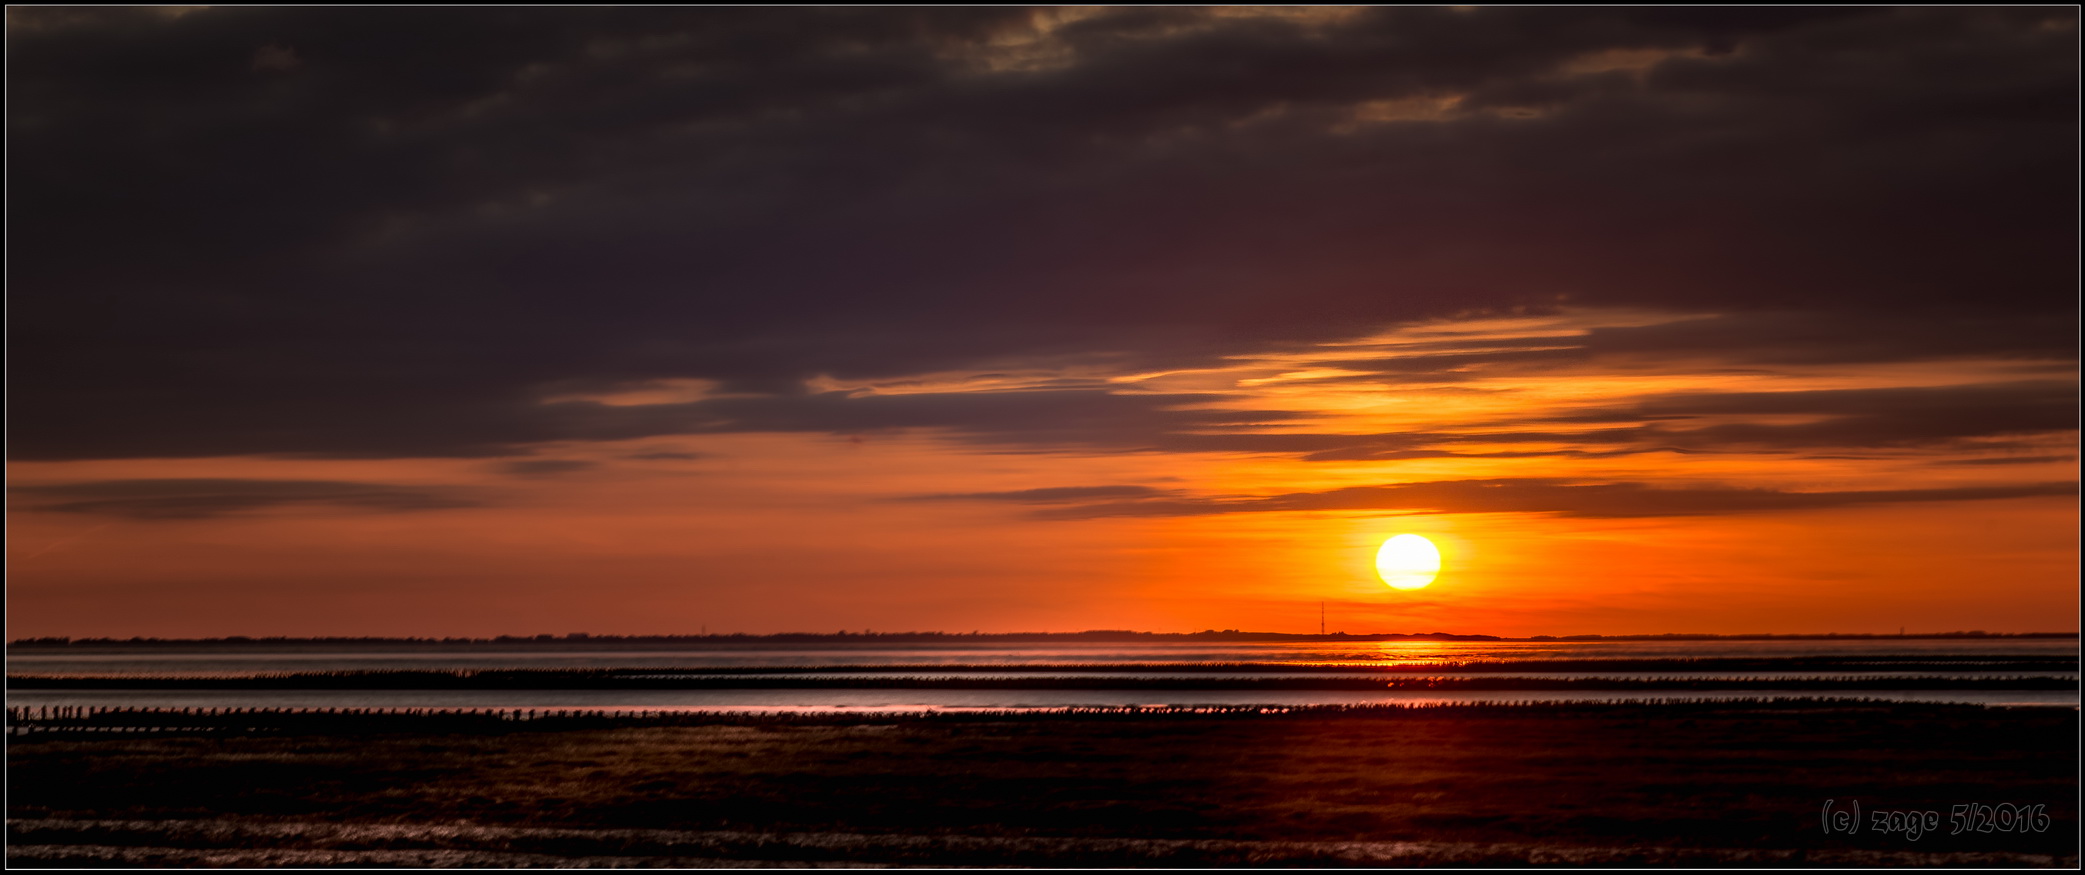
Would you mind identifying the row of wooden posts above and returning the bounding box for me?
[1,697,1899,736]
[2,703,1322,736]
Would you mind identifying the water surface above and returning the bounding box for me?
[10,638,2076,676]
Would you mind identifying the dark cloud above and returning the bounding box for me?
[499,459,597,477]
[1572,312,2081,368]
[1014,478,2081,520]
[8,7,2075,460]
[1231,380,2076,462]
[637,389,1300,450]
[378,377,2062,463]
[1295,447,1650,464]
[1317,312,2080,382]
[15,479,481,520]
[249,42,300,74]
[1535,381,2078,450]
[912,485,1174,503]
[1935,455,2077,466]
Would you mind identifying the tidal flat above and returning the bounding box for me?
[7,702,2078,867]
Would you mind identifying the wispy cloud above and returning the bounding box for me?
[981,478,2082,520]
[16,479,481,520]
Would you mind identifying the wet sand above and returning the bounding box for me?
[7,702,2077,867]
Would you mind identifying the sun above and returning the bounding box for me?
[1375,534,1441,590]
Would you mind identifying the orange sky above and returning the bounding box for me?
[10,308,2075,638]
[8,9,2077,639]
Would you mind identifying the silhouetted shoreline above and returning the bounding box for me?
[10,630,2077,648]
[12,668,2077,693]
[12,654,2068,679]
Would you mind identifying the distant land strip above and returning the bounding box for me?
[10,669,2077,692]
[17,657,2075,677]
[8,630,2079,648]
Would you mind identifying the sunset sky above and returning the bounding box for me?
[8,7,2077,638]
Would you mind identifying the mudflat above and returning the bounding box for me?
[7,703,2077,867]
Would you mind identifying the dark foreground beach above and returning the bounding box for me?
[6,701,2077,867]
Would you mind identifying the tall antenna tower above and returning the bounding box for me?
[1320,601,1325,636]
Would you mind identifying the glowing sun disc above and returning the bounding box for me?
[1376,534,1441,590]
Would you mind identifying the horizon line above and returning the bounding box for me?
[7,629,2079,647]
